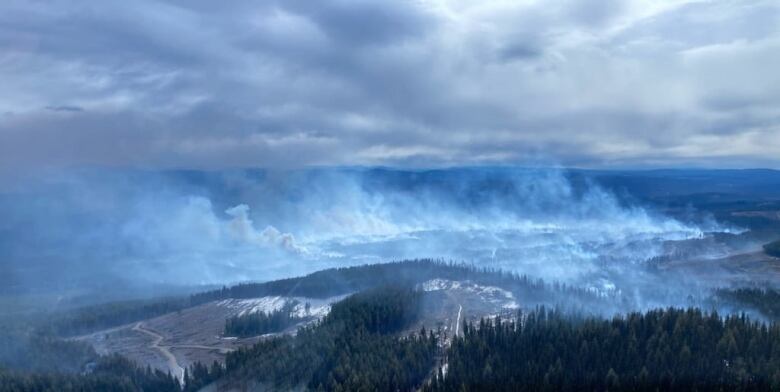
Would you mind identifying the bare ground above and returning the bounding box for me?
[76,295,344,379]
[77,300,267,379]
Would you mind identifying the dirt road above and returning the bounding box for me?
[172,344,235,354]
[453,305,462,337]
[132,322,185,383]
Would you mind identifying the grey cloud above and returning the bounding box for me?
[499,42,543,62]
[279,0,436,46]
[0,0,779,170]
[565,0,626,28]
[45,105,83,112]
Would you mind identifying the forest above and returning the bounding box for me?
[189,259,598,307]
[38,260,561,336]
[0,354,180,392]
[427,307,780,392]
[716,288,780,321]
[4,261,780,391]
[183,285,780,391]
[0,316,181,392]
[191,285,438,391]
[48,297,191,337]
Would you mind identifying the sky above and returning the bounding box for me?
[1,0,779,171]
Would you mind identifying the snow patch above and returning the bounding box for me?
[420,279,520,310]
[217,294,349,318]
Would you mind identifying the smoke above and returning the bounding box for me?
[0,167,742,299]
[224,204,307,255]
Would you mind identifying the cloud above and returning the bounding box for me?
[44,105,84,112]
[0,0,779,170]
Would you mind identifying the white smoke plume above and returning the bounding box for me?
[225,204,307,255]
[0,167,743,292]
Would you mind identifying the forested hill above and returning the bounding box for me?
[7,275,780,390]
[428,307,780,392]
[189,291,780,391]
[190,259,553,303]
[45,260,780,339]
[186,286,438,391]
[46,260,602,338]
[0,354,180,392]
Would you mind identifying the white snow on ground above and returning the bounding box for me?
[420,279,519,309]
[217,294,350,318]
[421,278,463,291]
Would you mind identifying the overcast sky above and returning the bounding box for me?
[1,0,779,170]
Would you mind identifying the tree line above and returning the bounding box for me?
[0,354,180,392]
[45,260,604,338]
[427,307,780,392]
[188,259,598,307]
[716,287,780,321]
[48,297,190,337]
[188,285,438,391]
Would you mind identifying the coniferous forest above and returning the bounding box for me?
[428,308,780,392]
[2,0,779,387]
[0,354,180,392]
[214,286,438,391]
[5,262,780,391]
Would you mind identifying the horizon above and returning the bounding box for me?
[4,3,780,389]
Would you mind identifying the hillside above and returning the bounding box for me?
[4,259,780,390]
